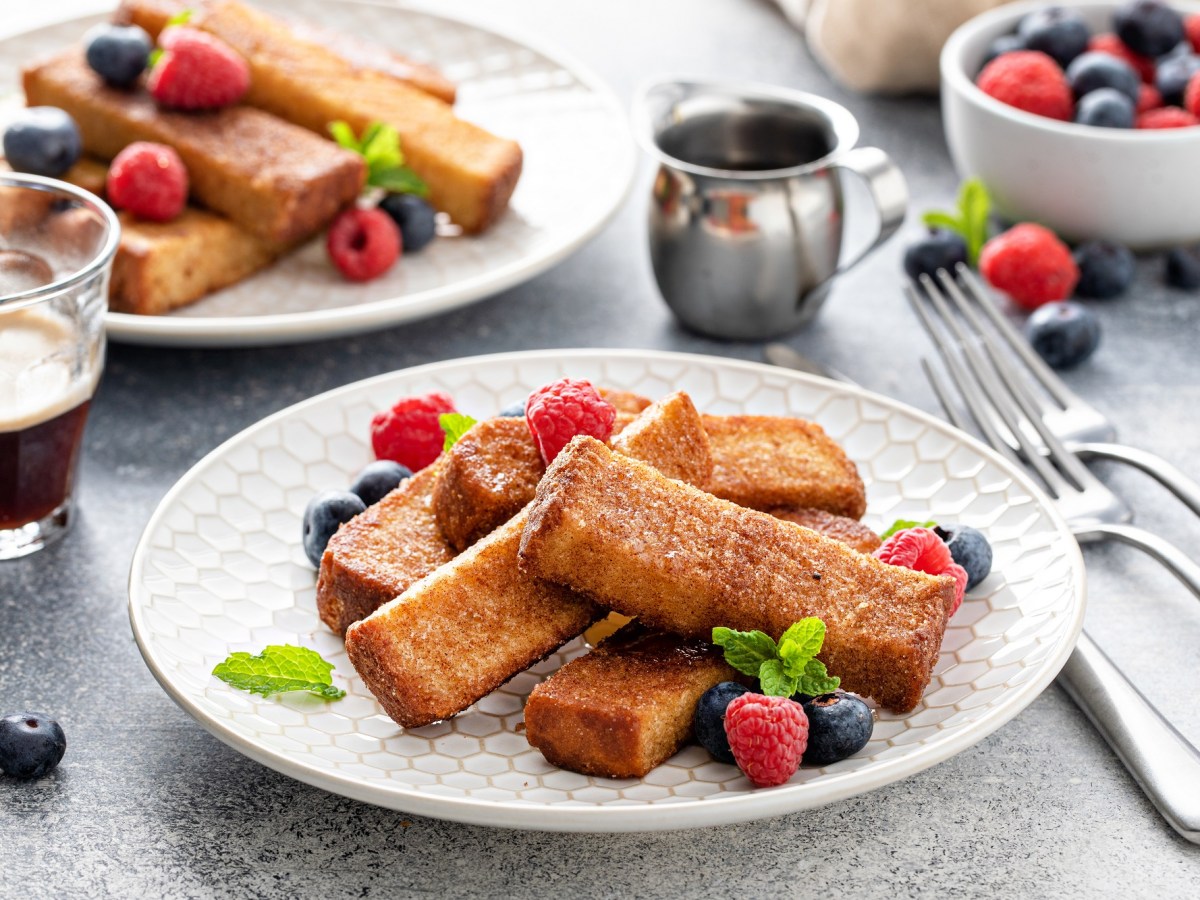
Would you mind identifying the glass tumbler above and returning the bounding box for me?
[0,172,119,559]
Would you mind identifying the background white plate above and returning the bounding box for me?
[0,0,636,347]
[128,350,1086,831]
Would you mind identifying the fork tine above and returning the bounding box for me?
[955,264,1075,408]
[906,277,1070,495]
[921,358,972,432]
[920,351,1028,472]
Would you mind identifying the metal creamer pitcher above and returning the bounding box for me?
[635,79,908,340]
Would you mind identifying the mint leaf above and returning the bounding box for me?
[958,178,991,265]
[328,120,429,197]
[797,658,840,697]
[880,519,937,540]
[712,627,778,678]
[329,120,360,153]
[212,645,346,700]
[372,167,430,197]
[758,659,799,698]
[148,47,163,68]
[165,8,194,26]
[439,413,478,451]
[920,211,963,236]
[780,618,825,663]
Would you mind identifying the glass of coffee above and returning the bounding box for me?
[0,173,119,559]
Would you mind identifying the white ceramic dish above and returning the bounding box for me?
[127,350,1086,832]
[941,0,1200,248]
[0,0,636,347]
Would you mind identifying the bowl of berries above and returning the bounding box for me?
[941,0,1200,248]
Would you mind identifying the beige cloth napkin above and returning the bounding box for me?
[778,0,1015,94]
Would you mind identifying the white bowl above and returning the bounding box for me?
[941,0,1200,249]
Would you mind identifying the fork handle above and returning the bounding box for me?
[1059,632,1200,844]
[1071,523,1200,601]
[1072,442,1200,518]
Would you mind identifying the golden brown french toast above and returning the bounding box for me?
[117,0,521,233]
[598,388,652,414]
[116,0,458,103]
[23,49,365,243]
[703,415,867,519]
[524,625,737,778]
[518,437,953,713]
[345,395,714,728]
[3,156,289,315]
[316,464,455,636]
[770,507,883,554]
[610,392,713,484]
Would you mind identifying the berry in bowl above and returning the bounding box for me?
[941,0,1200,248]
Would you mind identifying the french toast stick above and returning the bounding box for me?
[770,507,882,554]
[703,415,867,519]
[116,0,457,103]
[524,625,737,778]
[316,464,454,636]
[53,158,290,315]
[117,0,521,233]
[23,50,365,243]
[345,394,713,728]
[519,437,953,713]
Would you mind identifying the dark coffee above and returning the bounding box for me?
[0,399,90,529]
[656,109,833,172]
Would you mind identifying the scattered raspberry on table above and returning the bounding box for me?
[525,378,617,464]
[724,693,809,787]
[979,223,1079,310]
[370,391,456,472]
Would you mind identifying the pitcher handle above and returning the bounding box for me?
[801,146,908,305]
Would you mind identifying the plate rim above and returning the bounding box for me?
[3,0,638,348]
[127,349,1087,832]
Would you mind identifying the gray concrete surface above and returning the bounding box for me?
[2,0,1199,897]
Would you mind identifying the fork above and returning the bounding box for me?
[908,272,1200,844]
[933,265,1200,517]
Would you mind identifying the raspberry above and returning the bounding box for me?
[106,141,188,222]
[1185,72,1200,119]
[1087,33,1157,83]
[724,693,809,787]
[979,223,1079,310]
[875,527,968,615]
[976,51,1073,121]
[1137,82,1164,114]
[326,207,402,282]
[147,26,250,110]
[1187,14,1200,52]
[370,391,456,471]
[1136,106,1200,129]
[525,378,617,464]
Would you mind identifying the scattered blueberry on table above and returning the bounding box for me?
[0,712,66,779]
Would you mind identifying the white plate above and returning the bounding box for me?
[127,350,1086,832]
[0,0,636,347]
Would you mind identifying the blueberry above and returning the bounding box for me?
[2,107,82,177]
[379,194,437,253]
[1073,88,1136,128]
[801,692,873,766]
[936,524,994,591]
[1073,241,1136,298]
[1155,53,1200,106]
[498,399,528,417]
[1114,0,1185,58]
[1024,301,1101,369]
[694,681,751,764]
[302,490,367,567]
[981,33,1027,70]
[0,712,66,779]
[84,23,152,88]
[1165,247,1200,289]
[349,460,412,506]
[1066,53,1140,102]
[1017,7,1090,68]
[903,230,968,282]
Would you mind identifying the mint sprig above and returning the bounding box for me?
[165,9,193,26]
[921,178,991,265]
[880,519,937,540]
[329,120,429,198]
[712,618,840,697]
[212,645,346,700]
[439,412,477,451]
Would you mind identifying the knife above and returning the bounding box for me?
[762,342,1200,844]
